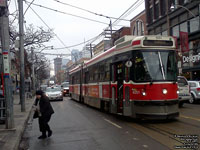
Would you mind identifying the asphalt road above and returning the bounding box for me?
[22,97,171,150]
[20,97,200,150]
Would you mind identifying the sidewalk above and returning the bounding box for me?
[0,94,35,150]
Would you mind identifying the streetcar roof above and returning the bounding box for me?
[69,35,176,74]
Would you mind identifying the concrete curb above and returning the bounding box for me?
[14,102,34,150]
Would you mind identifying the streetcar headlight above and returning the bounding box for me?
[177,90,180,94]
[142,91,146,96]
[162,89,168,95]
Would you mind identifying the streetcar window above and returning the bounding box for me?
[85,71,89,83]
[99,62,105,81]
[96,64,100,81]
[131,50,177,82]
[105,59,111,81]
[89,66,94,82]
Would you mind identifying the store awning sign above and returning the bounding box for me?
[180,31,189,52]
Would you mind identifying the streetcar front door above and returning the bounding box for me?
[111,62,124,114]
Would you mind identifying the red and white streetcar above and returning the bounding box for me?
[69,35,179,119]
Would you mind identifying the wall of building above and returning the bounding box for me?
[145,0,200,79]
[130,10,147,36]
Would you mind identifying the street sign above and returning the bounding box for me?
[3,52,10,76]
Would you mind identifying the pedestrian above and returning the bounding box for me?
[33,90,54,139]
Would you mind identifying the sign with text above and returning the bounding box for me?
[180,31,189,52]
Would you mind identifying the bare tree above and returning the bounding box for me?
[9,22,54,87]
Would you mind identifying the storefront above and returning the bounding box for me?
[181,39,200,80]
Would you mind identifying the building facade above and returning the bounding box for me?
[130,10,147,36]
[145,0,200,79]
[111,27,131,46]
[71,49,81,63]
[54,57,62,78]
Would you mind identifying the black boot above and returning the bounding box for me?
[48,130,52,137]
[38,132,47,139]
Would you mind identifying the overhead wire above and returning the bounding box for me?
[24,0,110,26]
[112,0,144,26]
[22,0,144,52]
[52,0,130,22]
[121,0,144,20]
[24,2,69,52]
[24,0,35,16]
[9,0,19,25]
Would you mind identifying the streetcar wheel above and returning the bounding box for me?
[189,95,195,104]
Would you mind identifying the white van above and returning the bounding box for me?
[177,76,191,107]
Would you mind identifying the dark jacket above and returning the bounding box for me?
[35,95,54,117]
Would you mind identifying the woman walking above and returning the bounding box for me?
[33,90,54,139]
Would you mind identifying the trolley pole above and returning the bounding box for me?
[0,1,14,128]
[18,0,25,112]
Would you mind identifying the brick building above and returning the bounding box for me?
[145,0,200,79]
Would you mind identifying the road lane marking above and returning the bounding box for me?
[180,115,200,122]
[103,118,122,129]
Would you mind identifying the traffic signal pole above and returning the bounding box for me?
[0,1,14,129]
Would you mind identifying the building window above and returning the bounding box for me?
[180,21,188,32]
[149,8,153,24]
[160,0,166,16]
[154,3,159,20]
[189,17,199,33]
[133,20,144,36]
[172,25,180,37]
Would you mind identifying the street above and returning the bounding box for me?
[20,97,200,150]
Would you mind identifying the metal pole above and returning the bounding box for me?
[18,0,25,112]
[31,48,35,94]
[0,2,14,128]
[90,43,92,58]
[109,18,113,47]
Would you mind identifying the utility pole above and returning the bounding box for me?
[0,0,14,128]
[90,43,92,58]
[31,48,35,94]
[18,0,25,112]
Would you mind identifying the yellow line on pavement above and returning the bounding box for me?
[180,115,200,122]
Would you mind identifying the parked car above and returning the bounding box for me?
[45,86,63,101]
[61,82,69,96]
[188,80,200,104]
[177,76,191,107]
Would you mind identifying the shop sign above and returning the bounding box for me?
[182,53,200,63]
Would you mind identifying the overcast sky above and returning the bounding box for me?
[8,0,144,63]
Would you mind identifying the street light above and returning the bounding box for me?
[170,3,197,77]
[170,4,196,18]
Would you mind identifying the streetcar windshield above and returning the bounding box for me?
[131,50,177,82]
